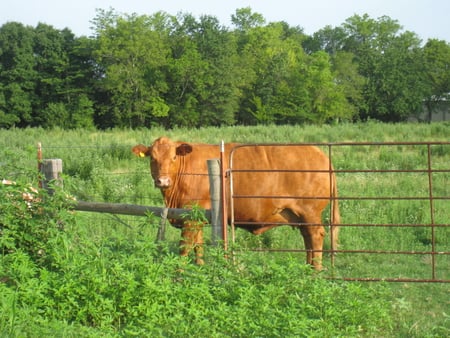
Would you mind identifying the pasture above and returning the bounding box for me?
[1,122,449,337]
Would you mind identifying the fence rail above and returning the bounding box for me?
[74,200,211,220]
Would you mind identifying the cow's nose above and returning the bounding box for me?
[155,177,171,188]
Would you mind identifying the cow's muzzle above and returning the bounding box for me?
[155,176,171,189]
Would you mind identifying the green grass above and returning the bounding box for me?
[1,122,449,337]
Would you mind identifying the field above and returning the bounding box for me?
[1,122,449,337]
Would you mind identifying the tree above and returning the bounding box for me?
[231,7,265,32]
[235,21,297,124]
[164,16,206,128]
[190,15,240,126]
[0,22,96,128]
[303,25,347,55]
[0,22,36,127]
[234,15,351,125]
[422,39,450,121]
[307,51,352,123]
[331,51,366,118]
[69,94,95,129]
[161,13,241,127]
[342,14,426,121]
[93,10,171,128]
[33,24,74,127]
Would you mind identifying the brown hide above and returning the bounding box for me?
[132,136,340,269]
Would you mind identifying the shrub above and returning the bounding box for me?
[0,180,76,269]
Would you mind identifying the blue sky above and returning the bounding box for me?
[1,0,449,42]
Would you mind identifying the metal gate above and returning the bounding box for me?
[227,142,450,282]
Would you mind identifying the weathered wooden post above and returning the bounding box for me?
[40,158,63,194]
[157,208,168,242]
[207,159,222,245]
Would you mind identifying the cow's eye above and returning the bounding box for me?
[172,155,177,161]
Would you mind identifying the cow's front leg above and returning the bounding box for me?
[193,225,204,265]
[180,223,194,259]
[300,219,325,271]
[180,222,204,265]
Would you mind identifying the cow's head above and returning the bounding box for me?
[132,137,192,189]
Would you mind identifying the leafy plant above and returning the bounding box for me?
[0,180,75,268]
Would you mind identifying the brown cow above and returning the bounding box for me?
[132,136,340,270]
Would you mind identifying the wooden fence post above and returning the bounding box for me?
[207,159,223,245]
[157,208,168,242]
[40,159,63,194]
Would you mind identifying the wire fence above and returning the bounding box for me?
[38,141,450,282]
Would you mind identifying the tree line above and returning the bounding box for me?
[1,7,449,129]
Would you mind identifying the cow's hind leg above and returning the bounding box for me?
[299,214,325,271]
[280,208,324,270]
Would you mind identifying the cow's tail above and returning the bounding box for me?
[330,172,340,254]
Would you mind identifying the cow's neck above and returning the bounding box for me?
[162,155,186,209]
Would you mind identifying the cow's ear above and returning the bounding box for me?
[132,144,151,158]
[176,143,193,156]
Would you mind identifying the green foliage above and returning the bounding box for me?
[422,39,450,121]
[0,21,96,129]
[231,7,266,31]
[0,208,396,337]
[2,9,448,129]
[335,14,428,121]
[0,180,75,268]
[0,22,36,127]
[93,11,171,128]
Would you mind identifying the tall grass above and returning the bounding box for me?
[1,122,449,337]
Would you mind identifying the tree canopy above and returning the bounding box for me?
[0,8,449,129]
